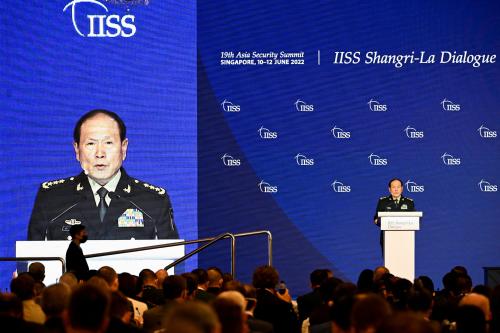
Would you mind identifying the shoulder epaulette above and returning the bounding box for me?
[379,196,389,200]
[133,179,166,196]
[41,176,75,190]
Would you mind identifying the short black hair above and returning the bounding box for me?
[69,225,86,238]
[310,269,329,286]
[252,266,279,289]
[73,109,127,144]
[388,178,403,188]
[163,275,187,300]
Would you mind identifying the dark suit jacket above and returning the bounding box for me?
[297,288,322,322]
[247,315,274,333]
[142,300,177,333]
[28,169,178,240]
[254,289,299,333]
[65,241,89,280]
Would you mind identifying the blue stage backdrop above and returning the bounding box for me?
[0,0,196,289]
[197,0,500,295]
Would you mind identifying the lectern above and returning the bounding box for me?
[378,211,422,281]
[16,240,184,285]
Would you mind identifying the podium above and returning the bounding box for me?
[16,240,184,285]
[378,212,422,281]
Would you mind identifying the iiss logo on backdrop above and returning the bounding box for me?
[295,99,314,112]
[478,125,497,138]
[258,126,278,139]
[221,154,240,167]
[405,180,424,193]
[295,153,315,166]
[441,153,461,166]
[441,98,461,111]
[221,99,240,112]
[331,180,351,193]
[368,99,387,112]
[259,180,278,193]
[368,153,388,166]
[404,126,424,139]
[478,179,498,192]
[331,126,351,139]
[63,0,139,37]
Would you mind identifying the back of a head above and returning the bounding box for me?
[329,284,357,332]
[320,277,343,302]
[182,273,198,297]
[192,268,209,285]
[98,266,118,290]
[208,268,223,287]
[139,268,157,285]
[252,265,279,289]
[373,266,390,282]
[59,272,78,289]
[408,287,433,313]
[0,292,23,318]
[357,269,374,292]
[456,305,487,333]
[10,272,35,301]
[164,301,220,333]
[213,296,246,333]
[163,275,187,300]
[378,311,438,333]
[28,262,45,282]
[67,284,111,332]
[118,272,139,298]
[310,269,330,287]
[41,283,71,317]
[459,292,491,321]
[351,293,391,333]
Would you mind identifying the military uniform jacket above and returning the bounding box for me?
[28,169,179,240]
[374,195,415,226]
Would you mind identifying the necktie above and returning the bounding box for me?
[97,187,108,222]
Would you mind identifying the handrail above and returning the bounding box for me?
[83,230,272,277]
[165,232,236,275]
[0,257,66,275]
[232,230,272,266]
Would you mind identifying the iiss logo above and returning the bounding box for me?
[368,99,387,112]
[478,179,498,192]
[258,126,278,139]
[405,180,424,193]
[368,153,388,166]
[441,98,461,111]
[478,125,497,138]
[221,154,241,167]
[441,153,461,166]
[331,126,351,139]
[63,0,136,37]
[221,99,240,112]
[295,153,315,166]
[331,180,351,193]
[404,126,424,139]
[258,180,278,193]
[295,99,314,112]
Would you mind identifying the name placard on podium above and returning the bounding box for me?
[16,240,184,285]
[378,212,422,281]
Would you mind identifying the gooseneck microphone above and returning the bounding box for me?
[45,197,86,240]
[108,192,160,239]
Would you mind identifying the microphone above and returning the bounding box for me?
[108,192,159,239]
[45,196,87,240]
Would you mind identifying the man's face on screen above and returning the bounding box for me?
[388,179,403,198]
[74,113,128,185]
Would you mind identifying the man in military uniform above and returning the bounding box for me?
[373,178,415,253]
[27,109,179,240]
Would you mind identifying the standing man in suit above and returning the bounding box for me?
[28,109,179,240]
[374,178,415,254]
[66,225,89,281]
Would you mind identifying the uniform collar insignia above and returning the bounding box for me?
[123,185,131,193]
[76,183,84,192]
